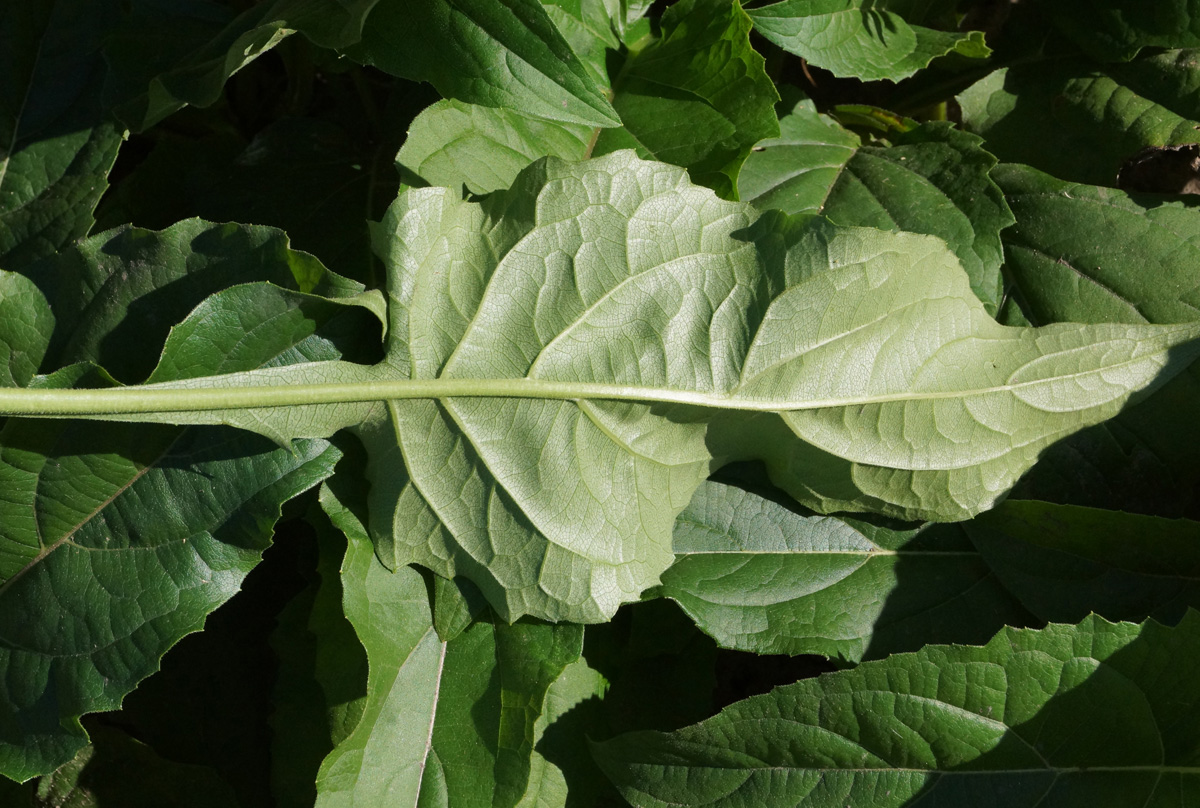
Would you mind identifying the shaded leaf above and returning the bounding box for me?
[592,0,780,198]
[747,0,990,82]
[269,511,367,808]
[1029,0,1200,62]
[662,480,1033,661]
[994,163,1200,516]
[0,0,122,271]
[740,99,1013,312]
[594,612,1200,807]
[959,51,1200,187]
[314,481,584,808]
[399,0,778,198]
[0,225,377,780]
[966,499,1200,626]
[345,0,619,128]
[32,723,239,808]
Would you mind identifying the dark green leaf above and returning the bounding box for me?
[269,513,366,808]
[741,99,1013,312]
[994,163,1200,515]
[747,0,990,82]
[594,612,1200,807]
[967,499,1200,625]
[24,218,380,384]
[0,0,122,271]
[314,483,585,808]
[959,52,1200,187]
[0,224,378,780]
[399,0,779,198]
[1029,0,1200,62]
[592,0,780,198]
[32,723,240,808]
[345,0,619,128]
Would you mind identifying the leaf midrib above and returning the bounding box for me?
[0,339,1189,417]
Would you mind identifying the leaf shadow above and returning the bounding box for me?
[893,613,1200,805]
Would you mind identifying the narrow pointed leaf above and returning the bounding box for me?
[740,100,1013,312]
[594,612,1200,807]
[662,481,1033,661]
[747,0,990,82]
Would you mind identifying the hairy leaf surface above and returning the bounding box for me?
[594,613,1200,807]
[15,152,1200,624]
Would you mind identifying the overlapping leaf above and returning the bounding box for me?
[345,0,617,129]
[967,500,1200,625]
[594,613,1200,807]
[740,99,1013,312]
[0,0,122,271]
[0,222,377,781]
[746,0,990,82]
[25,152,1200,625]
[959,50,1200,187]
[994,163,1200,515]
[661,480,1032,661]
[314,480,583,808]
[398,0,778,197]
[1028,0,1200,62]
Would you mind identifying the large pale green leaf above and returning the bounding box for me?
[314,481,583,808]
[12,152,1200,623]
[345,0,618,128]
[740,99,1013,312]
[746,0,990,82]
[0,223,380,781]
[967,500,1200,625]
[662,480,1033,661]
[959,51,1200,187]
[398,0,778,198]
[0,0,122,271]
[994,163,1200,516]
[1028,0,1200,62]
[594,612,1200,807]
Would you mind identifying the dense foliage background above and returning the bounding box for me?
[3,0,1200,805]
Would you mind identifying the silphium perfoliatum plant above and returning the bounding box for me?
[3,0,1200,805]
